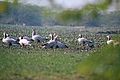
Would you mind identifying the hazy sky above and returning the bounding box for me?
[20,0,97,9]
[20,0,51,7]
[0,0,117,11]
[54,0,97,9]
[21,0,118,11]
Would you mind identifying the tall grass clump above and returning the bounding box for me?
[77,44,120,80]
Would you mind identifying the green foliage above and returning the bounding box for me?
[0,0,120,26]
[0,2,43,26]
[41,8,59,25]
[96,0,112,10]
[57,0,112,24]
[0,1,9,13]
[0,1,59,26]
[77,44,120,80]
[0,0,18,13]
[57,10,82,25]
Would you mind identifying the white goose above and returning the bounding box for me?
[32,29,47,43]
[42,33,68,48]
[19,36,32,47]
[78,34,88,46]
[54,35,68,48]
[106,35,119,46]
[2,32,18,46]
[42,33,57,48]
[106,35,114,45]
[77,34,94,49]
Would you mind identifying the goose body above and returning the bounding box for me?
[107,40,114,45]
[43,40,68,48]
[56,41,68,48]
[78,37,88,44]
[78,34,88,45]
[77,34,94,49]
[2,32,18,46]
[106,35,114,45]
[23,36,32,41]
[32,35,45,42]
[43,33,68,48]
[2,37,17,45]
[32,29,47,42]
[19,36,31,47]
[106,35,119,45]
[85,40,94,48]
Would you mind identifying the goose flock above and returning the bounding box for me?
[1,29,68,48]
[1,29,119,49]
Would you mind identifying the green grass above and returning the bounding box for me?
[0,24,120,80]
[0,47,89,80]
[77,45,120,80]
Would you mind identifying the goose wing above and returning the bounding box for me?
[23,36,32,41]
[32,35,42,40]
[78,38,87,44]
[19,39,31,45]
[43,40,56,48]
[56,41,68,48]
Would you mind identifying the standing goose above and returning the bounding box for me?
[2,32,18,47]
[32,29,47,43]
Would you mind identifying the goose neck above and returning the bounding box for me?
[3,32,7,38]
[49,34,54,40]
[32,31,36,37]
[107,37,111,40]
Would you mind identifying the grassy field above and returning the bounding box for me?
[0,24,120,80]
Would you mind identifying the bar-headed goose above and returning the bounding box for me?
[42,33,68,48]
[77,34,94,49]
[19,36,32,47]
[106,35,114,45]
[78,34,88,46]
[106,35,119,46]
[32,29,47,43]
[2,32,19,46]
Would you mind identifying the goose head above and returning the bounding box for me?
[6,34,9,37]
[106,35,111,40]
[19,36,23,40]
[32,29,36,36]
[78,34,83,38]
